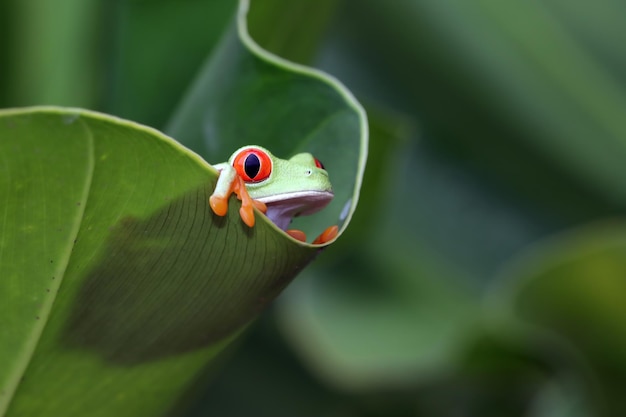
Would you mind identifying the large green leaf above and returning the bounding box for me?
[0,107,321,416]
[0,2,367,415]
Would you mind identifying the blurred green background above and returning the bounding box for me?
[3,0,626,416]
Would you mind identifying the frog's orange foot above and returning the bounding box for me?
[312,225,338,245]
[239,205,255,228]
[286,229,307,242]
[210,169,267,227]
[209,195,229,217]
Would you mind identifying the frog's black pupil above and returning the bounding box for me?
[244,154,261,179]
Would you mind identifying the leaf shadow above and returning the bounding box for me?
[63,185,313,365]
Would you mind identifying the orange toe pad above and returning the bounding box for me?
[209,196,228,216]
[312,225,338,244]
[286,229,307,242]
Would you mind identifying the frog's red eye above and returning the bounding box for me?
[233,148,272,182]
[314,158,325,170]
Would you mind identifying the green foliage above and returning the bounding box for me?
[1,0,625,416]
[0,108,323,416]
[0,0,365,415]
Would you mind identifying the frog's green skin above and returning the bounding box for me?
[211,145,333,231]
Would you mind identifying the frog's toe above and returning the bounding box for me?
[209,196,229,216]
[239,206,256,227]
[252,199,267,213]
[312,225,338,244]
[286,229,307,242]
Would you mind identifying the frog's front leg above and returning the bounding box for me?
[209,163,267,227]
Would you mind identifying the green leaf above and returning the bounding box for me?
[1,0,367,414]
[166,0,367,240]
[0,107,319,416]
[492,222,626,415]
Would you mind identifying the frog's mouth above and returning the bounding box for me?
[258,190,334,231]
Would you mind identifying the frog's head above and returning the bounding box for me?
[228,145,333,230]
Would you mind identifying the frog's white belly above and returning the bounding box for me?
[258,190,334,230]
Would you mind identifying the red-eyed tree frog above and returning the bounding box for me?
[209,145,338,244]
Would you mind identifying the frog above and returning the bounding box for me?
[209,145,338,244]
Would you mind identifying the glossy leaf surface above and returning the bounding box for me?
[0,108,328,416]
